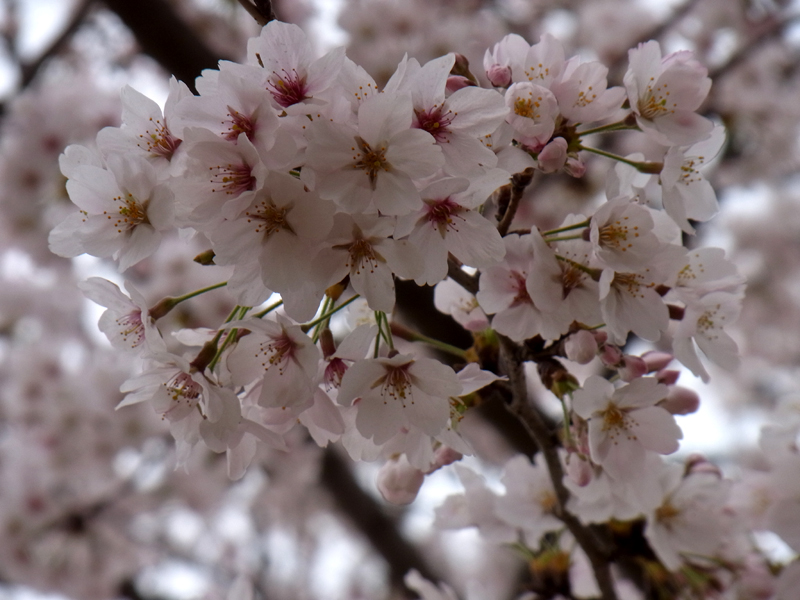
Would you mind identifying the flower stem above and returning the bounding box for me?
[301,295,360,332]
[208,305,250,372]
[577,120,640,136]
[545,234,584,243]
[541,219,590,237]
[390,322,468,360]
[578,145,663,174]
[253,298,284,319]
[149,281,228,320]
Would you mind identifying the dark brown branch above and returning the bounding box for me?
[497,168,534,237]
[18,0,95,89]
[101,0,229,93]
[497,335,618,600]
[446,256,479,296]
[319,447,442,594]
[237,0,275,26]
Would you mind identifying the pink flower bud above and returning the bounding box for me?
[429,446,463,472]
[446,76,474,94]
[486,64,512,87]
[565,330,598,364]
[619,355,647,381]
[566,452,593,487]
[377,456,424,505]
[659,386,700,415]
[642,350,674,372]
[564,155,586,178]
[657,369,681,385]
[592,331,608,345]
[538,137,568,173]
[599,343,623,366]
[685,453,722,478]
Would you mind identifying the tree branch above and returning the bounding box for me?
[100,0,229,93]
[319,447,443,594]
[497,335,618,600]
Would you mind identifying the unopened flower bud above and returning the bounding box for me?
[565,330,597,364]
[446,75,474,93]
[592,331,608,345]
[377,455,424,505]
[451,53,473,78]
[538,137,568,173]
[685,453,722,478]
[486,64,512,87]
[657,369,681,385]
[642,351,674,372]
[564,156,586,178]
[619,355,647,381]
[659,386,700,415]
[565,452,593,487]
[428,446,463,473]
[599,343,623,366]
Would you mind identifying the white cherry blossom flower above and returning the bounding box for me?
[673,290,743,382]
[590,197,663,271]
[227,316,321,414]
[49,151,174,271]
[504,82,559,150]
[338,353,460,444]
[624,41,713,146]
[78,277,165,355]
[303,91,444,215]
[660,125,726,233]
[644,464,733,571]
[394,172,508,285]
[572,376,681,481]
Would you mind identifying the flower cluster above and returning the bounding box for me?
[51,19,766,597]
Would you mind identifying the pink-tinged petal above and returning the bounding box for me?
[412,54,453,109]
[117,225,161,271]
[338,358,388,405]
[409,358,460,398]
[356,393,406,444]
[358,92,413,146]
[372,170,422,215]
[445,210,505,270]
[350,260,396,313]
[572,375,615,419]
[615,377,668,409]
[385,128,444,177]
[628,406,682,454]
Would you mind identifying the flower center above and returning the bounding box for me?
[165,372,202,403]
[107,194,148,232]
[116,311,145,348]
[638,80,676,120]
[415,107,454,142]
[514,96,543,120]
[352,136,390,189]
[267,69,309,108]
[209,163,255,196]
[426,198,464,236]
[378,364,413,406]
[137,117,182,160]
[257,332,297,375]
[598,216,638,252]
[346,238,382,275]
[324,358,348,390]
[246,200,294,239]
[510,271,532,307]
[223,106,255,141]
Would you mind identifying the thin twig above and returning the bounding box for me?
[447,256,479,296]
[236,0,275,26]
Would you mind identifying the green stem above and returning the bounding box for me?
[577,120,640,137]
[579,145,663,174]
[301,295,360,332]
[545,234,584,243]
[311,296,332,344]
[171,281,227,304]
[375,312,394,351]
[555,255,603,280]
[253,299,284,319]
[541,219,590,237]
[208,305,250,372]
[393,325,468,360]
